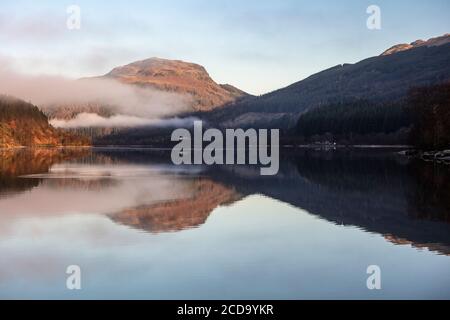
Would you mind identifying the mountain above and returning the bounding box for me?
[0,95,90,148]
[43,34,450,146]
[206,34,450,130]
[102,57,249,111]
[43,57,249,123]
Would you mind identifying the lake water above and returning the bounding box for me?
[0,147,449,299]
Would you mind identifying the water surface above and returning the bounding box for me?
[0,147,449,299]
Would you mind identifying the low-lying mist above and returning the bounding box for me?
[0,62,193,127]
[50,113,198,128]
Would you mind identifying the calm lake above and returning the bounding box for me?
[0,147,449,299]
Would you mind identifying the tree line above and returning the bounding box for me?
[295,82,449,149]
[409,82,450,150]
[0,95,48,123]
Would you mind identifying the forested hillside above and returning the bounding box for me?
[295,100,412,144]
[0,95,90,148]
[294,82,450,147]
[410,82,450,150]
[205,39,450,130]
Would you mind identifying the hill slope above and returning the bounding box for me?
[0,95,90,148]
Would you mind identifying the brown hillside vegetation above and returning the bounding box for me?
[103,57,249,111]
[0,95,90,148]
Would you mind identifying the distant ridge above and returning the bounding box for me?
[381,34,450,56]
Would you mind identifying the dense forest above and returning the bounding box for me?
[0,95,90,148]
[0,96,48,121]
[294,82,449,148]
[409,82,450,150]
[295,99,412,144]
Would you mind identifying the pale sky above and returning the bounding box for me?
[0,0,449,95]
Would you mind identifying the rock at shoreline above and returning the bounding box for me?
[398,149,450,163]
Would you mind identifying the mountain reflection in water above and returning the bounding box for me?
[1,147,450,299]
[1,147,450,256]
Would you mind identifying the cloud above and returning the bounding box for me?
[0,60,193,123]
[0,10,71,44]
[50,113,198,128]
